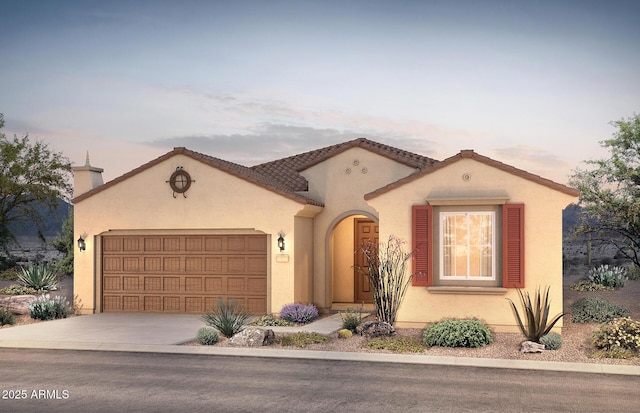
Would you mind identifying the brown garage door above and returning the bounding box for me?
[101,234,267,314]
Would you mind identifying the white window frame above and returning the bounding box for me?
[439,211,496,281]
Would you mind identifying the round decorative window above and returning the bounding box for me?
[169,169,192,193]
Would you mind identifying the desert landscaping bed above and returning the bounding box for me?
[3,275,639,366]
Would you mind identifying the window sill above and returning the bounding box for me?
[427,286,508,295]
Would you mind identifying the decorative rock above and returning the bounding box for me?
[356,321,395,338]
[229,327,275,347]
[0,295,37,315]
[520,341,545,353]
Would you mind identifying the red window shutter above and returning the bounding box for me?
[412,205,433,286]
[502,203,525,288]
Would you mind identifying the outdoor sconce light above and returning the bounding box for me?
[77,236,86,252]
[277,233,285,252]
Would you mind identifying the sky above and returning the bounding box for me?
[1,0,639,185]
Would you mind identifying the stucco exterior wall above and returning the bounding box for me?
[298,147,416,309]
[74,154,311,315]
[293,216,313,304]
[367,157,577,332]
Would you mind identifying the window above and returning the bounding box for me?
[440,212,495,280]
[412,204,524,288]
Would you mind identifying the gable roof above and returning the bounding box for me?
[73,147,324,206]
[250,137,439,191]
[364,149,580,200]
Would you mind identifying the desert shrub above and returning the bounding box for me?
[422,319,493,348]
[540,332,563,350]
[0,284,39,295]
[29,294,70,321]
[340,306,365,331]
[507,286,564,343]
[202,298,251,338]
[592,317,640,355]
[0,267,18,281]
[571,297,630,323]
[357,235,413,326]
[17,262,59,291]
[250,314,295,327]
[337,329,353,339]
[276,332,329,347]
[196,328,219,345]
[279,303,319,324]
[588,264,628,288]
[0,307,15,326]
[366,336,424,353]
[627,265,640,281]
[569,280,614,292]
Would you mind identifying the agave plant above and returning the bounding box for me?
[507,286,564,343]
[17,262,59,291]
[202,298,251,338]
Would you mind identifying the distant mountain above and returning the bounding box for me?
[7,198,70,238]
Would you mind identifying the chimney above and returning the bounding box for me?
[72,152,104,198]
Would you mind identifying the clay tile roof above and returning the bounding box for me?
[251,137,438,191]
[364,149,580,200]
[73,147,324,206]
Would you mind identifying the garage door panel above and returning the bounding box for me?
[102,234,267,314]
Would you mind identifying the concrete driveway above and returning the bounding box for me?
[0,313,206,348]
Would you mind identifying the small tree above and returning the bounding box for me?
[569,114,640,268]
[0,113,72,252]
[358,235,413,326]
[51,207,74,276]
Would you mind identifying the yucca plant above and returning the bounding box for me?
[17,262,59,291]
[202,298,251,338]
[507,286,564,343]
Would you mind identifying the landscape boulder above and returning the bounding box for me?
[520,341,545,353]
[0,295,36,315]
[229,327,275,347]
[356,321,395,338]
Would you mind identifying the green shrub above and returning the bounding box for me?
[18,262,59,291]
[340,306,365,331]
[276,332,329,347]
[422,319,494,348]
[569,280,614,292]
[196,328,219,345]
[0,307,15,326]
[592,317,640,354]
[507,286,564,343]
[540,332,563,350]
[588,264,628,288]
[251,314,295,327]
[338,329,353,339]
[0,284,39,295]
[627,265,640,281]
[29,294,70,321]
[366,336,424,353]
[571,297,630,323]
[202,298,251,338]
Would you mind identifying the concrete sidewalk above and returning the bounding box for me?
[1,313,639,376]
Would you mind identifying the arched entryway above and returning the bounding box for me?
[328,211,378,305]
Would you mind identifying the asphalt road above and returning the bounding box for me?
[1,349,638,412]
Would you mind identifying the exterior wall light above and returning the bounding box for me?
[277,233,285,252]
[77,236,86,252]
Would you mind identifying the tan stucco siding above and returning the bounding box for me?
[74,154,309,315]
[367,158,577,332]
[293,216,314,304]
[299,148,417,309]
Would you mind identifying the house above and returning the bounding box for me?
[72,138,578,332]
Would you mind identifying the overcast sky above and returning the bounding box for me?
[1,0,638,185]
